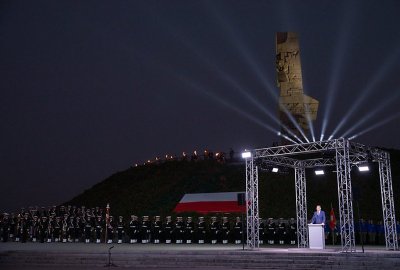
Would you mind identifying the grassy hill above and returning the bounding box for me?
[66,148,400,221]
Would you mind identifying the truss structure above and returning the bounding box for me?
[244,138,398,252]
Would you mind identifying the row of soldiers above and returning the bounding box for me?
[0,206,299,244]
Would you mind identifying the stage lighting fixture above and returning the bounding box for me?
[272,167,279,173]
[315,170,325,176]
[241,151,252,159]
[358,165,370,172]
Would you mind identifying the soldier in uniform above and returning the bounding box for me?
[1,213,10,242]
[197,216,207,244]
[21,213,30,243]
[53,216,61,242]
[107,216,114,244]
[259,218,265,245]
[9,213,16,241]
[84,215,93,243]
[31,215,39,242]
[39,216,47,243]
[277,218,286,245]
[266,218,276,245]
[47,216,54,242]
[141,216,151,243]
[15,214,22,242]
[117,216,125,244]
[152,216,162,244]
[233,217,243,244]
[221,217,231,244]
[74,216,82,242]
[174,216,184,244]
[184,217,195,244]
[210,216,220,244]
[67,216,75,242]
[128,215,139,243]
[164,216,174,244]
[288,218,296,245]
[95,215,103,243]
[62,214,68,243]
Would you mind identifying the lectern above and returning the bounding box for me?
[308,224,325,249]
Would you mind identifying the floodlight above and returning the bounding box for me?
[358,165,370,172]
[241,151,251,159]
[272,168,279,173]
[315,170,325,175]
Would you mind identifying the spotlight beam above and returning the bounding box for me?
[340,91,400,138]
[208,6,310,143]
[162,24,305,144]
[176,75,279,133]
[320,1,357,142]
[348,111,400,140]
[329,49,400,139]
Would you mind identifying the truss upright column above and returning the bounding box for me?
[294,162,308,248]
[335,139,356,252]
[245,157,259,249]
[378,151,398,250]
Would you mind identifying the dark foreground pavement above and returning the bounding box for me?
[1,242,399,270]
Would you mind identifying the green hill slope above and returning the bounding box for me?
[66,149,400,220]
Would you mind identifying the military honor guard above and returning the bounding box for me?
[259,218,265,245]
[210,216,219,244]
[84,215,93,243]
[277,218,286,245]
[234,217,243,244]
[1,213,10,242]
[47,216,54,243]
[266,218,276,245]
[175,217,184,244]
[152,216,162,244]
[141,216,151,243]
[117,216,125,244]
[95,215,103,243]
[164,216,174,244]
[184,217,195,244]
[31,215,39,242]
[197,217,207,244]
[288,218,296,245]
[38,216,48,243]
[221,217,230,244]
[75,216,82,242]
[128,215,139,243]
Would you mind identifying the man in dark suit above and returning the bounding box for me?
[311,205,326,225]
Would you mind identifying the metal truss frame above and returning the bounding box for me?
[295,163,308,248]
[378,151,398,250]
[245,157,259,249]
[335,139,356,251]
[244,138,397,252]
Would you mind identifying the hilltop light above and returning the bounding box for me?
[241,151,251,159]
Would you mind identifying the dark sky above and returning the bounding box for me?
[1,0,400,212]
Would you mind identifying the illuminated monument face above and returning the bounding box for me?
[276,32,319,142]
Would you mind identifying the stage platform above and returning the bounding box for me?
[1,243,399,269]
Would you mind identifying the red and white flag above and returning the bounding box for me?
[329,207,336,231]
[174,192,245,214]
[106,203,110,225]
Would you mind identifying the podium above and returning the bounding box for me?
[308,224,325,249]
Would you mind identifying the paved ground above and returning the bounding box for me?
[1,243,399,270]
[0,242,395,254]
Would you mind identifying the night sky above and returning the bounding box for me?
[1,0,400,212]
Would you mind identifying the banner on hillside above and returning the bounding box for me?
[174,192,246,214]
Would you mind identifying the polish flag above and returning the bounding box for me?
[329,207,336,231]
[174,192,246,214]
